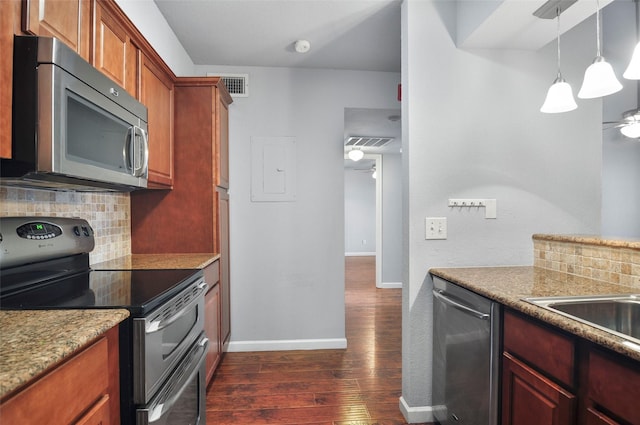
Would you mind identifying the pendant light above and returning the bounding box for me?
[624,45,640,79]
[578,0,623,99]
[624,0,640,79]
[541,7,577,113]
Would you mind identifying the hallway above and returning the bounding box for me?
[205,256,431,424]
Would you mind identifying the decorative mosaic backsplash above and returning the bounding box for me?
[534,238,640,288]
[0,187,131,265]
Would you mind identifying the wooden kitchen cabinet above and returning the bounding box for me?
[0,326,120,425]
[132,77,232,359]
[0,0,21,158]
[503,308,640,425]
[22,0,91,61]
[503,309,577,425]
[217,188,231,347]
[580,346,640,425]
[140,54,174,188]
[204,260,222,386]
[93,0,139,97]
[502,352,576,425]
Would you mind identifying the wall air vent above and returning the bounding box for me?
[207,73,249,97]
[345,136,393,148]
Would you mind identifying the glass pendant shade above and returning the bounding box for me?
[624,42,640,79]
[348,149,364,161]
[578,57,623,99]
[620,121,640,138]
[541,76,577,113]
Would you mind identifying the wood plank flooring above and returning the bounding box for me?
[205,256,432,425]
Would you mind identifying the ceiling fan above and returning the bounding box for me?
[603,107,640,138]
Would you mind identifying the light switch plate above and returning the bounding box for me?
[425,217,447,240]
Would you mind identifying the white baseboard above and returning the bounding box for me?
[344,252,375,257]
[379,281,402,289]
[227,338,348,352]
[399,397,436,424]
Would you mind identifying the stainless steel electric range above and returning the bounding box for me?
[0,217,209,425]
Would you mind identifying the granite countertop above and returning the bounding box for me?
[429,266,640,362]
[0,309,129,399]
[92,253,220,270]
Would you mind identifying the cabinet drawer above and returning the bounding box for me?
[504,310,575,388]
[0,336,110,425]
[587,348,640,425]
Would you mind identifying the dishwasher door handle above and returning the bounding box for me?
[433,290,490,320]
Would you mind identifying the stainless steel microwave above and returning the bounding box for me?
[2,36,149,191]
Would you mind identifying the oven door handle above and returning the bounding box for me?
[143,335,209,424]
[146,281,208,333]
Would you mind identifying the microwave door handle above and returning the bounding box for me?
[145,336,209,424]
[124,126,134,174]
[134,126,149,177]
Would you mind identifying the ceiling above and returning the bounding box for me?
[153,0,402,72]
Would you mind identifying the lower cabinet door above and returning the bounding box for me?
[502,352,576,425]
[204,282,221,386]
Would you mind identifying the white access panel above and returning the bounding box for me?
[250,137,297,202]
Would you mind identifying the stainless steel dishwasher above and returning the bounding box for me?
[432,276,501,425]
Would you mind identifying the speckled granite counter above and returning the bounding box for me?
[91,253,219,270]
[0,309,129,398]
[429,266,640,362]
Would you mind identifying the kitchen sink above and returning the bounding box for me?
[525,294,640,345]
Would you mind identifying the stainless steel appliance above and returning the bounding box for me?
[2,36,149,191]
[0,217,208,425]
[432,276,501,425]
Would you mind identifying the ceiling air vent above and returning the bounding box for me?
[345,136,393,148]
[208,73,249,97]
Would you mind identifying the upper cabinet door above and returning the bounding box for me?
[93,1,139,97]
[141,54,174,188]
[216,93,230,189]
[23,0,91,61]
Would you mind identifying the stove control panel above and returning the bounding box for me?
[16,222,63,240]
[0,217,95,269]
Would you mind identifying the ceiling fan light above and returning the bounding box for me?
[348,149,364,161]
[541,77,577,113]
[623,42,640,79]
[620,122,640,138]
[578,57,623,99]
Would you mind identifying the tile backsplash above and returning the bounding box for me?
[0,187,131,264]
[534,238,640,288]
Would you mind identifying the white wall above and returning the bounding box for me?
[114,0,195,76]
[345,167,376,254]
[602,2,640,237]
[401,1,602,422]
[195,64,400,350]
[382,153,403,283]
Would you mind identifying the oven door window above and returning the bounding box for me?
[137,333,208,425]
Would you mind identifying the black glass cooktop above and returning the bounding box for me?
[0,266,201,316]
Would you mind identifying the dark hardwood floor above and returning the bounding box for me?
[206,256,432,425]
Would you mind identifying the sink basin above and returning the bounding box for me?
[525,294,640,345]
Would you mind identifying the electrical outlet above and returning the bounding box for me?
[425,217,447,240]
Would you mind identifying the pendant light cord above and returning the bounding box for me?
[596,0,602,57]
[556,7,562,77]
